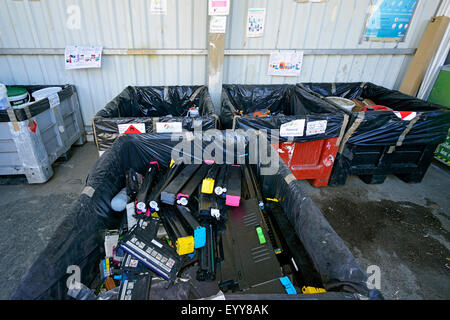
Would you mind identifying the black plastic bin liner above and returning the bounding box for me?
[300,82,450,185]
[93,86,218,151]
[11,132,381,300]
[220,84,345,143]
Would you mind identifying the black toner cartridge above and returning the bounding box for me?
[118,272,152,300]
[148,163,184,213]
[176,164,210,206]
[199,191,221,221]
[196,223,216,281]
[119,224,181,284]
[161,164,201,205]
[159,206,195,256]
[214,165,228,197]
[175,206,206,249]
[135,161,160,215]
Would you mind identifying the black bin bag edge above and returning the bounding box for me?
[11,133,382,300]
[220,84,346,144]
[93,85,218,151]
[299,82,450,186]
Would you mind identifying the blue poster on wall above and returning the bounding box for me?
[363,0,418,41]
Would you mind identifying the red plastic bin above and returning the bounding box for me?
[273,137,339,187]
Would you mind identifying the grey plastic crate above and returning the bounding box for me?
[0,85,86,183]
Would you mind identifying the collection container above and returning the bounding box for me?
[300,82,450,185]
[220,84,346,187]
[0,84,86,184]
[93,86,219,155]
[11,132,381,300]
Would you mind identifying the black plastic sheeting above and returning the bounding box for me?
[301,82,450,146]
[0,85,74,122]
[300,82,450,185]
[11,132,382,300]
[220,84,345,143]
[93,86,218,151]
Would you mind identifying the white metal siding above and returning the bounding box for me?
[0,0,443,127]
[223,0,441,87]
[0,0,208,126]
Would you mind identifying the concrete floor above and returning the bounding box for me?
[299,165,450,300]
[0,142,99,300]
[0,142,448,300]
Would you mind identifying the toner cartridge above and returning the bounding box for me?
[196,223,216,281]
[161,164,201,205]
[175,206,206,249]
[118,272,152,300]
[119,223,181,284]
[219,199,283,292]
[148,163,184,213]
[135,161,159,215]
[176,164,210,206]
[225,165,241,207]
[214,165,228,197]
[201,163,220,194]
[121,253,149,274]
[199,191,221,221]
[159,206,195,256]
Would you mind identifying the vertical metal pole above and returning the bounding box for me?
[207,16,227,115]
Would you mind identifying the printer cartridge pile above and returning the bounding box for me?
[91,159,324,300]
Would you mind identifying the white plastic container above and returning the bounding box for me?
[0,84,11,110]
[326,96,355,112]
[31,87,62,101]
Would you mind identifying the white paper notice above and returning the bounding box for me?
[151,0,167,15]
[268,51,303,77]
[210,16,227,33]
[280,119,305,137]
[65,46,103,70]
[247,8,266,38]
[306,120,328,136]
[209,0,230,16]
[156,122,183,133]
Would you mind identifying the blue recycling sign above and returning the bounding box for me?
[364,0,418,40]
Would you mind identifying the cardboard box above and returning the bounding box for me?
[400,16,450,97]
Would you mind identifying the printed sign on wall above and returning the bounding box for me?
[151,0,167,15]
[247,8,266,38]
[268,51,304,77]
[210,16,227,33]
[65,46,103,70]
[209,0,230,16]
[363,0,418,41]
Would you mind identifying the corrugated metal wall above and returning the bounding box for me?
[0,0,442,128]
[224,0,441,86]
[0,0,209,127]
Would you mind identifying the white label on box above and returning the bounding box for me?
[280,119,305,137]
[48,93,60,108]
[156,122,183,133]
[306,120,327,136]
[118,123,146,134]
